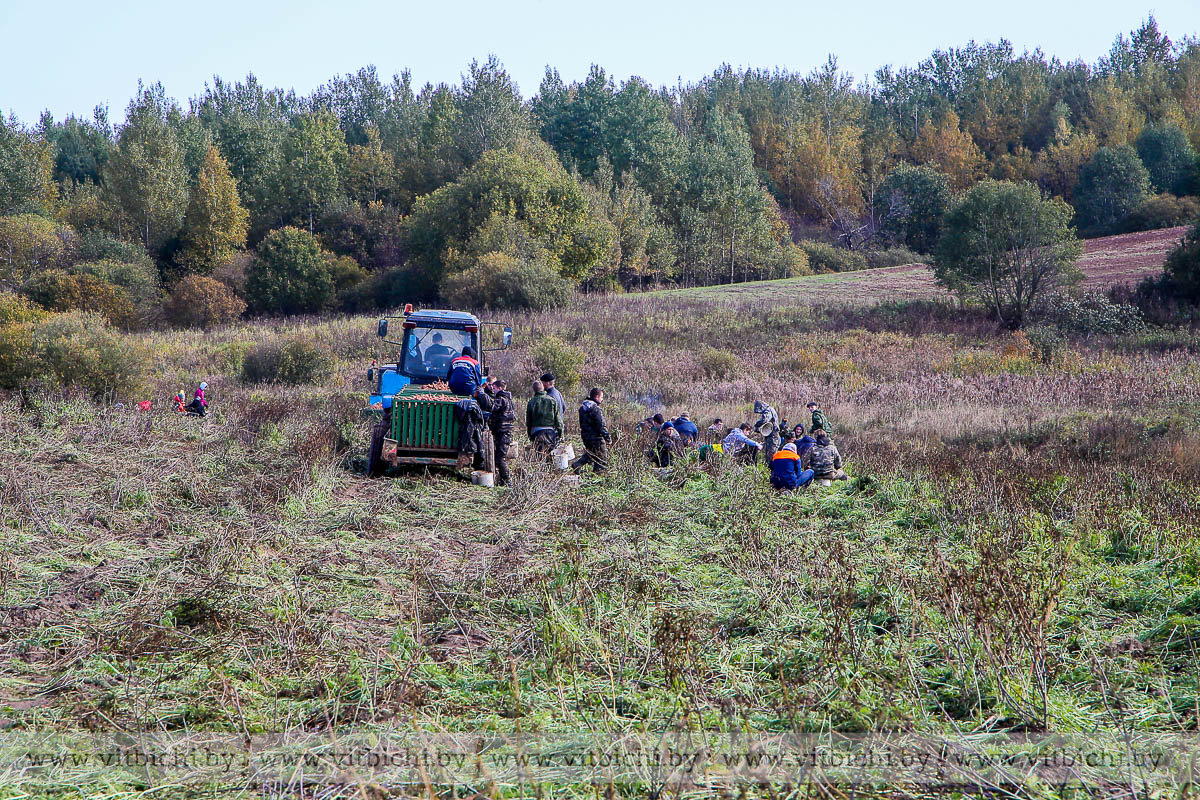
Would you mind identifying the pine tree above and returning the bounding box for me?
[180,146,249,273]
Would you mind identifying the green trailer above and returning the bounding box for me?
[366,306,511,477]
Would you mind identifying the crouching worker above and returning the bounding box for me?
[770,442,815,491]
[723,423,762,464]
[173,391,186,413]
[806,430,848,481]
[186,382,208,416]
[526,380,563,456]
[453,391,490,469]
[572,387,611,473]
[447,347,482,396]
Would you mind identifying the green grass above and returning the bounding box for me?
[3,294,1200,798]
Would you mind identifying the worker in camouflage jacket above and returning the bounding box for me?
[485,379,516,485]
[804,430,847,480]
[753,400,781,462]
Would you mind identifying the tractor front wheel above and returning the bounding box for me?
[367,421,388,477]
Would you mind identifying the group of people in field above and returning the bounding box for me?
[634,399,847,491]
[438,348,852,493]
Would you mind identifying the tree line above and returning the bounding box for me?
[1,16,1199,324]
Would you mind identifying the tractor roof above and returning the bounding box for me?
[404,309,481,327]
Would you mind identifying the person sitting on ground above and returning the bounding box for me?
[173,391,186,414]
[186,382,209,416]
[770,441,815,491]
[753,400,781,461]
[657,421,686,467]
[572,387,611,474]
[673,413,700,444]
[526,380,564,456]
[805,429,848,481]
[541,372,567,417]
[706,418,724,444]
[636,413,665,436]
[447,347,483,396]
[793,423,816,458]
[807,401,832,435]
[723,423,762,464]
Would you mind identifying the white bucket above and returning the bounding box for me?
[818,479,832,487]
[551,443,574,470]
[471,470,495,487]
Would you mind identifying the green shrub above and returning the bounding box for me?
[328,255,368,292]
[245,227,334,315]
[442,251,574,310]
[22,269,136,328]
[72,259,159,302]
[1124,194,1200,233]
[30,312,145,398]
[799,240,868,273]
[699,346,738,378]
[865,247,924,268]
[0,293,47,389]
[1032,292,1146,335]
[241,336,334,384]
[531,334,584,392]
[1024,325,1068,362]
[1165,219,1200,303]
[0,213,75,285]
[76,231,151,266]
[164,275,246,329]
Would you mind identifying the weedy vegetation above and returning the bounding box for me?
[2,277,1200,798]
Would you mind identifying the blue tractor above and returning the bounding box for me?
[366,305,512,477]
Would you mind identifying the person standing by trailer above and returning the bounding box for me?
[486,379,516,486]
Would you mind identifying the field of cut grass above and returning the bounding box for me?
[2,232,1200,798]
[659,226,1187,305]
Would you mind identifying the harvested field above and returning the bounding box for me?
[3,226,1200,799]
[659,225,1186,304]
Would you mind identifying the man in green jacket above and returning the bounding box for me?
[526,380,564,455]
[807,401,832,436]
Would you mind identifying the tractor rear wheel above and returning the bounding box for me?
[367,421,388,477]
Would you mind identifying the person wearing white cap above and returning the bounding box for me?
[187,382,209,416]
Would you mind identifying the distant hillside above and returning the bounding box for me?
[653,226,1187,305]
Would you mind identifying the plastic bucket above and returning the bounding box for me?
[553,453,571,470]
[471,470,495,487]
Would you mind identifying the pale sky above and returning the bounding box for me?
[1,0,1195,125]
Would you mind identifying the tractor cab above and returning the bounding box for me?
[369,309,496,407]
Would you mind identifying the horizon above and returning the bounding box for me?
[1,0,1196,127]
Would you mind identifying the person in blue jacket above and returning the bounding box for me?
[770,442,815,491]
[673,413,699,444]
[447,347,483,396]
